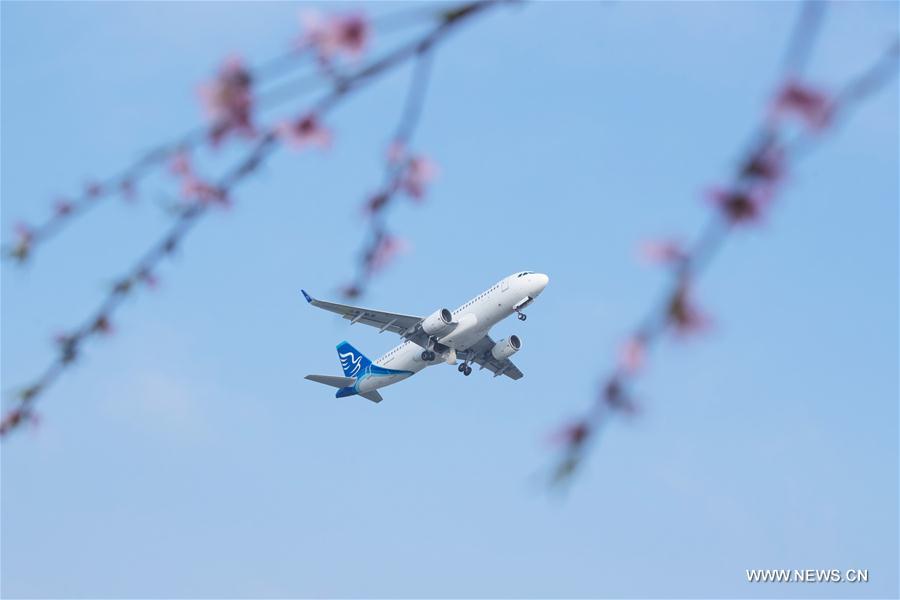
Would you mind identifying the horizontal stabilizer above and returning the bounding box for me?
[305,374,356,388]
[359,390,383,403]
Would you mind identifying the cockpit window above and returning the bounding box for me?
[516,271,534,278]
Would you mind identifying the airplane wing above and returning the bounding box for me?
[458,334,524,380]
[301,289,431,348]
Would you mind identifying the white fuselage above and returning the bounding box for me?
[355,272,549,393]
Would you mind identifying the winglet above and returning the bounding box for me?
[301,289,313,303]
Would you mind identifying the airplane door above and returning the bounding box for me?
[501,278,509,292]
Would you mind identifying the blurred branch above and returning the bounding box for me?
[1,0,504,438]
[1,2,491,265]
[549,4,899,486]
[343,45,438,298]
[781,0,827,76]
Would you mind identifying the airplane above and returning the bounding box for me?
[302,271,550,402]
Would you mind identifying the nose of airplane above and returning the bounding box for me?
[532,273,549,294]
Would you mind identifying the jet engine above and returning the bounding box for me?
[421,308,454,336]
[491,335,522,360]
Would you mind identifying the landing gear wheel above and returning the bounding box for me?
[517,312,527,321]
[421,350,436,361]
[458,363,466,373]
[464,365,472,376]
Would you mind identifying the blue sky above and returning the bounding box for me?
[2,2,897,598]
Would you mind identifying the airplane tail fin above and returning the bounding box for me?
[306,342,381,402]
[336,340,372,378]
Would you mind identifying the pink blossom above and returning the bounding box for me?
[200,57,255,145]
[400,155,438,200]
[14,222,32,242]
[365,235,409,274]
[331,13,369,57]
[341,284,363,299]
[137,268,159,289]
[548,420,591,447]
[299,11,371,61]
[771,79,834,130]
[20,384,41,401]
[666,284,710,336]
[27,411,42,431]
[53,199,74,216]
[618,336,646,374]
[707,185,774,226]
[92,315,113,335]
[181,177,230,208]
[0,407,37,436]
[85,181,103,198]
[169,151,193,177]
[10,223,32,261]
[120,178,137,201]
[278,114,333,149]
[0,409,24,435]
[386,140,407,165]
[741,144,786,184]
[112,278,133,295]
[365,191,391,215]
[639,239,687,266]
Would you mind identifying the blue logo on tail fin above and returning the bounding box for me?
[336,341,371,378]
